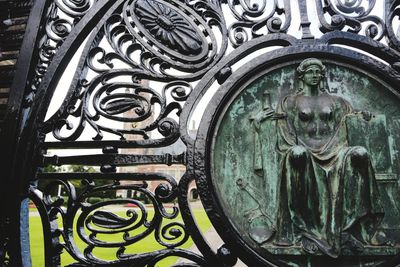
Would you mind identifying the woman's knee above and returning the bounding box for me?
[350,146,369,167]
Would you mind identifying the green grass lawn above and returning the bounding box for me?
[29,207,212,266]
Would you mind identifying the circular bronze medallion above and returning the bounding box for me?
[194,53,400,266]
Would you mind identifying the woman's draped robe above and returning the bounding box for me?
[253,93,384,257]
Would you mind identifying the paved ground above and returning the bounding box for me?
[179,226,247,266]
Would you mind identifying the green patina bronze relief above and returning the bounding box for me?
[212,58,400,264]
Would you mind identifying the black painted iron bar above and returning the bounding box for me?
[43,139,181,149]
[42,153,186,166]
[297,0,314,39]
[0,0,51,265]
[37,172,179,181]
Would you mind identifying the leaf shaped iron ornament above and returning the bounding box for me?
[101,97,145,116]
[91,210,138,229]
[134,0,203,55]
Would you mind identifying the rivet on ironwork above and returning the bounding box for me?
[217,66,232,84]
[217,244,237,267]
[102,146,118,154]
[100,164,116,173]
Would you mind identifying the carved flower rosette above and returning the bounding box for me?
[124,0,223,75]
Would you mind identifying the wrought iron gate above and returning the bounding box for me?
[3,0,400,266]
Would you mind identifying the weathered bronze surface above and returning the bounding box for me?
[212,58,400,264]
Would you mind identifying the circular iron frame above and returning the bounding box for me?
[192,44,400,267]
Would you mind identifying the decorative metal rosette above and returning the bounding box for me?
[124,0,225,77]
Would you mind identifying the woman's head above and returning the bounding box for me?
[297,58,326,91]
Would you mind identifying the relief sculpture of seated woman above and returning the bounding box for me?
[251,58,386,258]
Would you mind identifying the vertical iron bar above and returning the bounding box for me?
[0,0,51,266]
[297,0,314,39]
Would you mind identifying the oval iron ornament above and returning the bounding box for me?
[127,0,211,63]
[134,0,203,55]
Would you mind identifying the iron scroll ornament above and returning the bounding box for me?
[190,45,400,266]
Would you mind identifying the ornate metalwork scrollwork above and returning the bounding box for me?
[25,0,95,107]
[50,78,182,141]
[39,0,226,144]
[386,0,400,51]
[227,0,291,47]
[316,0,385,40]
[29,175,207,266]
